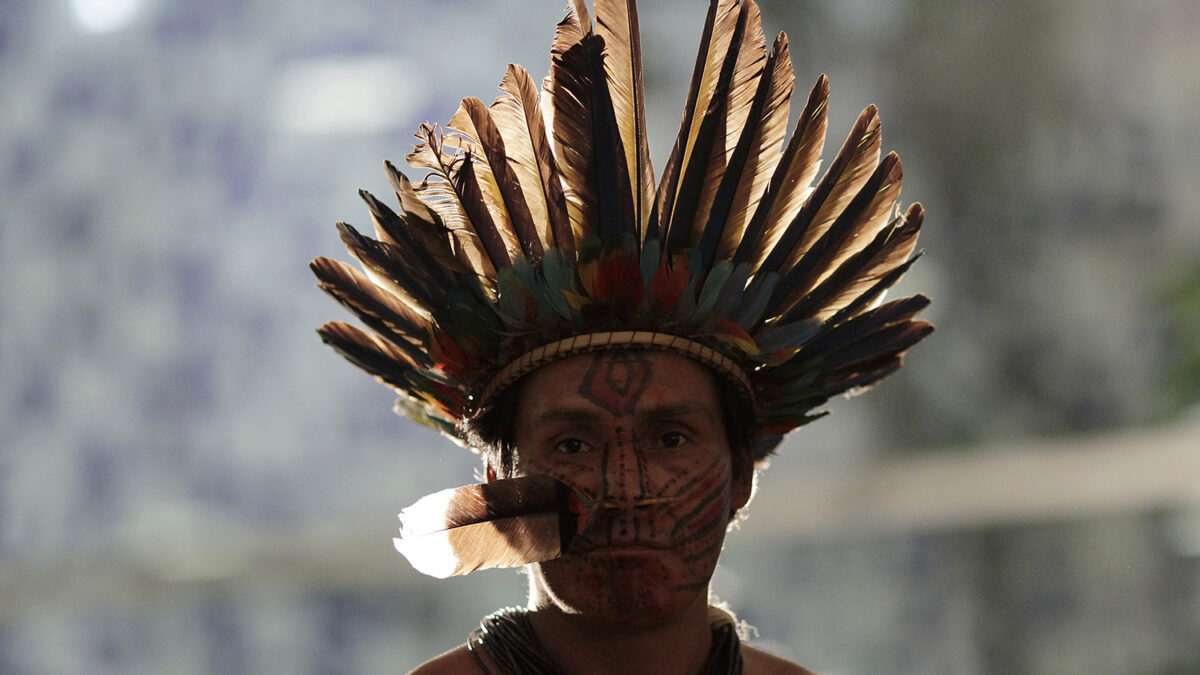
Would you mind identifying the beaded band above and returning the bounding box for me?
[480,331,755,406]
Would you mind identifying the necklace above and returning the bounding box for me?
[467,607,744,674]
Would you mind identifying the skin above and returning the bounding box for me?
[411,351,814,674]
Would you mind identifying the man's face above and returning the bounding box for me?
[510,350,752,627]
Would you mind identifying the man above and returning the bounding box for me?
[312,0,931,672]
[414,350,813,673]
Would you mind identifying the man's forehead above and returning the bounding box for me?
[515,349,722,419]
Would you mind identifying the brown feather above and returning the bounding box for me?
[790,105,883,266]
[768,151,903,316]
[316,320,422,389]
[695,30,784,269]
[455,155,513,271]
[462,97,544,260]
[311,255,431,342]
[687,1,767,245]
[382,161,469,276]
[717,31,793,261]
[394,475,572,578]
[751,104,881,279]
[491,65,573,255]
[735,74,829,269]
[652,0,741,238]
[546,3,632,243]
[405,124,492,277]
[596,0,655,234]
[446,99,526,259]
[779,200,921,324]
[663,0,751,252]
[545,2,598,245]
[685,1,766,245]
[333,222,440,313]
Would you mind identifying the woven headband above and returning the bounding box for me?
[481,331,755,406]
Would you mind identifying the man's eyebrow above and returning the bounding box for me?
[526,403,712,425]
[526,406,608,426]
[637,403,712,420]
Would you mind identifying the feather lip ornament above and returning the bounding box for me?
[393,474,676,578]
[314,0,934,463]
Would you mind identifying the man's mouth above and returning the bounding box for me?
[569,537,673,555]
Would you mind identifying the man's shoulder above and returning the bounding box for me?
[407,644,484,675]
[742,643,821,675]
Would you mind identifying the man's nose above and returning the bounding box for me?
[600,433,644,512]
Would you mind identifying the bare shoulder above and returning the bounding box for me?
[742,643,820,675]
[407,643,486,675]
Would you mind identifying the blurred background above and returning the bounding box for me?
[2,0,1199,673]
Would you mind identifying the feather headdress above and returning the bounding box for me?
[313,0,932,460]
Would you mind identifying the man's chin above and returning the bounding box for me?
[532,555,711,627]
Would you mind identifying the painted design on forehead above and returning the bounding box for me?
[577,352,651,416]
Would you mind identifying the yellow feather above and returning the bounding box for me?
[491,66,554,251]
[751,75,830,269]
[596,0,654,231]
[717,32,794,261]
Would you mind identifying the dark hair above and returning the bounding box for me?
[462,359,757,484]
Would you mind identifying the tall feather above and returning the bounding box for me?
[394,475,574,578]
[333,221,439,314]
[754,105,881,277]
[462,97,544,261]
[490,65,574,256]
[695,32,792,271]
[691,1,767,239]
[662,0,751,254]
[455,154,513,272]
[779,202,920,325]
[357,188,456,294]
[733,74,829,269]
[768,151,903,316]
[546,6,632,244]
[445,100,527,261]
[718,31,792,260]
[596,0,655,235]
[739,105,882,312]
[652,0,741,240]
[406,124,496,279]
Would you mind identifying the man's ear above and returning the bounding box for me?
[485,463,498,483]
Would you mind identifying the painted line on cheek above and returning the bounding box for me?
[680,536,725,564]
[666,455,726,498]
[669,481,729,538]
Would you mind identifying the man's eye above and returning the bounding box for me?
[660,431,688,448]
[554,438,586,454]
